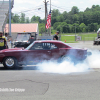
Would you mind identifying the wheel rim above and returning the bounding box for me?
[62,56,71,62]
[5,58,14,67]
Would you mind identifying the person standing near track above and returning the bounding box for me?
[53,31,59,40]
[0,32,7,50]
[4,33,8,48]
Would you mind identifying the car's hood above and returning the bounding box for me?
[0,48,24,52]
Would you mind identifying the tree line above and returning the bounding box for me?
[10,5,100,33]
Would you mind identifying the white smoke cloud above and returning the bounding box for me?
[37,50,100,74]
[87,50,100,68]
[37,60,89,74]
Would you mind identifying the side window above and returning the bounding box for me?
[30,42,58,50]
[30,43,43,50]
[51,43,58,50]
[43,43,50,50]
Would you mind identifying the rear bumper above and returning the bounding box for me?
[77,51,92,61]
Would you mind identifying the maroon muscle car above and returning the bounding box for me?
[0,40,91,69]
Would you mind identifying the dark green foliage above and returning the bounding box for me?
[10,5,100,33]
[52,5,100,33]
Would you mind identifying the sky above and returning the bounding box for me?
[7,0,100,19]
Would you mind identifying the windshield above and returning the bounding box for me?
[16,34,30,41]
[25,42,35,50]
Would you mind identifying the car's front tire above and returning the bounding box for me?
[3,57,18,69]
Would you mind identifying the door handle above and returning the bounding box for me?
[47,51,51,53]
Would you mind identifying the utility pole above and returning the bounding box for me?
[49,0,51,36]
[9,0,11,36]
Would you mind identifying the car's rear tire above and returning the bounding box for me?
[61,55,72,62]
[3,57,18,69]
[58,55,73,63]
[58,55,80,64]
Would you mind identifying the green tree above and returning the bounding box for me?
[39,23,45,34]
[60,22,68,33]
[20,13,25,23]
[79,23,86,32]
[73,14,79,23]
[26,17,30,23]
[62,11,68,20]
[71,6,79,14]
[56,14,64,22]
[13,14,20,23]
[51,9,60,25]
[31,15,41,23]
[84,7,90,12]
[9,5,100,33]
[53,22,61,30]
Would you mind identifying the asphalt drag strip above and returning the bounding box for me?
[0,41,100,100]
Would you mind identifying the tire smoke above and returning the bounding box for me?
[87,50,100,69]
[37,50,100,74]
[37,61,89,74]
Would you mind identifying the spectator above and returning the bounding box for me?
[53,31,59,40]
[29,35,35,43]
[5,33,8,40]
[4,33,8,48]
[9,36,13,48]
[0,32,7,50]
